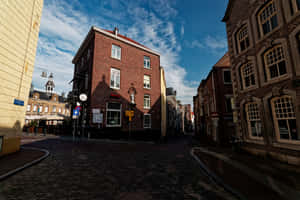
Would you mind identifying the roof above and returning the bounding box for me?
[72,26,160,64]
[222,0,234,22]
[30,90,67,103]
[213,52,230,68]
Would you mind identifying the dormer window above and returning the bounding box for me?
[258,0,278,36]
[236,25,250,53]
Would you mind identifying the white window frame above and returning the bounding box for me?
[111,44,121,60]
[144,75,151,89]
[106,103,122,127]
[236,25,250,53]
[144,56,150,69]
[241,62,256,89]
[245,102,263,140]
[58,108,62,113]
[110,68,120,90]
[223,69,232,84]
[53,106,56,113]
[27,105,31,112]
[271,96,299,143]
[257,0,278,36]
[33,105,37,112]
[144,95,151,109]
[45,106,49,113]
[263,45,287,81]
[144,114,151,128]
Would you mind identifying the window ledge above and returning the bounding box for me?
[273,141,300,151]
[256,25,282,44]
[244,138,265,145]
[261,74,290,87]
[144,67,151,70]
[110,87,120,90]
[111,56,121,61]
[240,85,258,93]
[144,107,150,110]
[144,87,151,90]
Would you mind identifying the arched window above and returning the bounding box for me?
[258,0,278,36]
[236,25,250,53]
[263,45,287,80]
[245,102,262,139]
[271,96,298,141]
[240,62,256,89]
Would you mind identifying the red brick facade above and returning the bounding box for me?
[72,27,161,135]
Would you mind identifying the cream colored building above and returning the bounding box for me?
[160,67,167,138]
[0,0,43,156]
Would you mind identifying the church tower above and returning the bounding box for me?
[45,73,55,94]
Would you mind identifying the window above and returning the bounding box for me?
[54,97,57,101]
[258,1,278,35]
[45,106,48,113]
[297,0,300,10]
[225,97,233,113]
[144,114,151,128]
[111,44,121,60]
[246,103,262,139]
[223,70,232,84]
[53,106,56,113]
[264,45,287,80]
[144,75,151,89]
[39,106,43,113]
[241,62,256,89]
[110,68,120,89]
[237,25,250,52]
[33,105,37,112]
[27,105,31,112]
[59,108,62,113]
[144,95,150,109]
[106,103,121,127]
[144,56,150,69]
[87,49,91,60]
[271,96,298,141]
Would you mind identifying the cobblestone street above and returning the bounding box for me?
[0,137,237,200]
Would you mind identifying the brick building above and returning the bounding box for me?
[223,0,300,165]
[0,0,43,156]
[25,74,71,126]
[72,27,162,138]
[193,53,235,145]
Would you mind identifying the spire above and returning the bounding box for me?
[45,73,55,94]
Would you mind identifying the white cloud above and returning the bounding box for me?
[180,25,185,37]
[190,40,204,48]
[205,35,228,50]
[33,0,196,105]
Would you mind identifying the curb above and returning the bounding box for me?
[190,148,246,200]
[192,147,300,200]
[59,136,155,145]
[0,147,50,181]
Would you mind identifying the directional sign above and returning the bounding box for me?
[125,110,134,121]
[73,109,80,116]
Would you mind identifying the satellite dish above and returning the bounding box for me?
[79,93,87,102]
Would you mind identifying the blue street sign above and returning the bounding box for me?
[14,99,24,106]
[73,109,79,116]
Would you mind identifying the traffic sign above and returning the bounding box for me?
[73,109,79,116]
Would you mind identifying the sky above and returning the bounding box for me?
[32,0,229,105]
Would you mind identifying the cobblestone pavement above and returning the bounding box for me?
[0,137,238,200]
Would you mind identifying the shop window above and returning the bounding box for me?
[106,103,121,127]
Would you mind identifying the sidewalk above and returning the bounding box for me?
[191,143,300,200]
[0,147,49,181]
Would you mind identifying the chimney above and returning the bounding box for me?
[114,27,119,36]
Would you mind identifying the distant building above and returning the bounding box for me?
[71,27,162,139]
[193,53,235,145]
[166,88,183,135]
[25,74,71,126]
[223,0,300,164]
[0,0,43,156]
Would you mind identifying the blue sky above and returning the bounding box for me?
[33,0,228,105]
